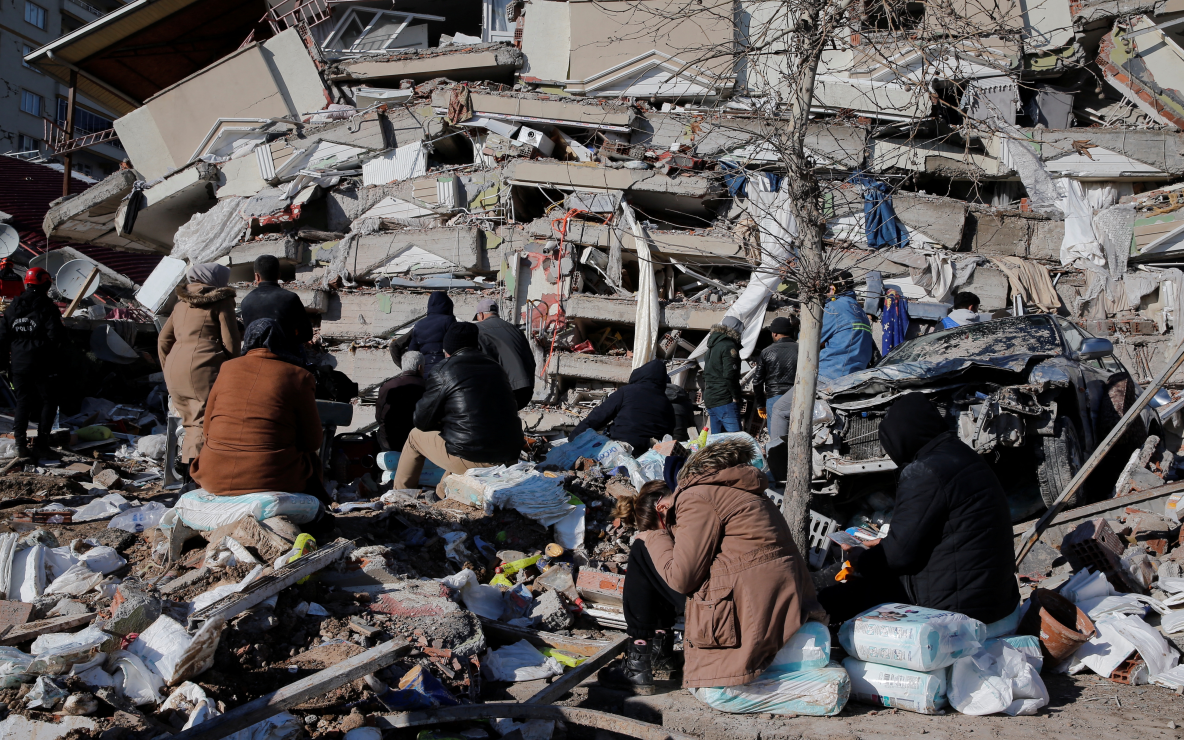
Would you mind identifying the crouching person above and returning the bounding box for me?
[393,323,524,495]
[191,319,335,535]
[599,438,826,701]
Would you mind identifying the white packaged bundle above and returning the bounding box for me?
[948,637,1048,716]
[838,603,985,672]
[842,658,948,714]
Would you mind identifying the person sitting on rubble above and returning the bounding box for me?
[474,298,536,410]
[751,315,799,421]
[819,270,874,382]
[376,351,426,451]
[239,255,313,349]
[940,291,989,329]
[599,439,823,695]
[0,267,65,459]
[568,358,676,453]
[191,318,335,534]
[392,322,524,494]
[158,263,241,478]
[666,383,695,442]
[816,392,1019,626]
[407,292,457,377]
[702,316,744,433]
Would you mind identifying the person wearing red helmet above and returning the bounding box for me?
[0,267,64,458]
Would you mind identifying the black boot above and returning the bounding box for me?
[13,440,28,460]
[597,638,654,695]
[650,630,682,681]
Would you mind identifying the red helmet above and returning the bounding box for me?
[24,268,51,287]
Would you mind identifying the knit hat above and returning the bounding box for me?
[769,317,797,336]
[443,322,481,355]
[720,316,744,333]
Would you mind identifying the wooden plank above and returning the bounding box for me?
[1012,480,1184,538]
[478,616,619,658]
[377,705,696,740]
[0,613,96,646]
[525,633,631,705]
[169,640,410,740]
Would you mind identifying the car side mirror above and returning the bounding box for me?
[1077,337,1113,360]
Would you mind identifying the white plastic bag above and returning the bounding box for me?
[191,565,263,613]
[45,562,104,596]
[440,569,504,620]
[948,639,1049,716]
[131,614,225,686]
[552,501,585,550]
[109,502,168,533]
[161,681,221,730]
[79,546,127,575]
[111,650,165,705]
[12,544,47,601]
[481,640,564,682]
[136,435,167,460]
[838,603,986,672]
[73,493,130,522]
[222,712,303,740]
[30,624,109,674]
[843,658,947,714]
[25,676,67,709]
[1061,568,1115,604]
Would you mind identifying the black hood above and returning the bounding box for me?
[628,359,668,388]
[427,292,454,316]
[879,392,948,466]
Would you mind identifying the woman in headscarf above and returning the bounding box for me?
[191,319,328,515]
[158,263,240,470]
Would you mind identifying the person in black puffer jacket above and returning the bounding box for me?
[751,316,798,417]
[392,323,523,493]
[817,392,1019,626]
[408,292,457,377]
[0,268,64,458]
[568,359,676,453]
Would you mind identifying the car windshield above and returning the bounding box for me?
[879,315,1062,366]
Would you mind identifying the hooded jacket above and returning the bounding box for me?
[413,346,523,462]
[0,286,64,374]
[751,337,798,405]
[666,383,695,442]
[476,315,536,393]
[857,393,1020,624]
[408,292,457,377]
[568,359,676,452]
[819,292,874,381]
[645,438,824,688]
[702,323,742,409]
[240,282,313,345]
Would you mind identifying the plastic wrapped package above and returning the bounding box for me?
[73,493,130,522]
[839,603,986,672]
[11,544,47,602]
[0,647,33,688]
[596,440,647,490]
[948,638,1049,716]
[25,676,67,709]
[29,625,109,674]
[843,658,948,714]
[173,491,320,531]
[635,449,666,482]
[690,662,850,715]
[772,621,832,673]
[45,562,105,596]
[109,502,169,533]
[481,640,565,682]
[111,650,165,705]
[130,614,226,687]
[79,546,127,575]
[440,569,504,620]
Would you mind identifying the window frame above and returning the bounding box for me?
[20,90,43,117]
[24,1,47,30]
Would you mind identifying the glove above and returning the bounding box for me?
[757,407,767,419]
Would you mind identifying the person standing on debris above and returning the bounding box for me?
[407,292,457,377]
[192,318,335,535]
[474,298,536,409]
[158,263,241,472]
[599,439,823,694]
[0,268,64,458]
[816,392,1019,625]
[819,270,874,382]
[940,292,988,329]
[666,383,695,442]
[393,322,523,494]
[568,358,676,453]
[239,255,313,347]
[702,316,744,433]
[751,316,799,420]
[376,351,426,451]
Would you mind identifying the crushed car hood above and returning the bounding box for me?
[818,353,1053,400]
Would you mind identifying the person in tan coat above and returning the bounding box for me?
[191,318,324,500]
[158,263,240,465]
[599,438,824,695]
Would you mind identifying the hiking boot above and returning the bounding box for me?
[31,444,57,460]
[651,630,683,681]
[597,638,654,695]
[14,442,28,460]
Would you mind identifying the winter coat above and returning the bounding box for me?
[408,292,457,377]
[666,384,695,442]
[702,323,742,409]
[819,292,873,381]
[751,338,798,405]
[568,359,675,453]
[477,316,536,393]
[0,287,64,375]
[376,373,425,451]
[413,346,523,462]
[856,393,1020,624]
[645,438,825,688]
[191,348,323,496]
[240,282,313,345]
[158,283,242,461]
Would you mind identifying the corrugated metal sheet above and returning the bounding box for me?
[0,157,161,285]
[362,142,425,186]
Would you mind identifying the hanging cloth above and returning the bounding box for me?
[881,288,910,355]
[851,176,908,249]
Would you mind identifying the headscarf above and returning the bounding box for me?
[663,454,686,493]
[187,263,230,288]
[242,318,304,366]
[878,392,949,467]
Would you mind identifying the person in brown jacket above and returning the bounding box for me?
[158,263,240,468]
[191,318,325,502]
[599,438,824,695]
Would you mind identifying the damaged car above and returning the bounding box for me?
[812,314,1159,513]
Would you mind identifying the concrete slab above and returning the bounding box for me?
[1028,218,1065,262]
[431,89,634,129]
[566,294,796,331]
[347,227,486,275]
[968,212,1028,257]
[128,162,221,249]
[504,160,717,199]
[549,353,635,383]
[42,169,139,250]
[893,193,968,250]
[329,44,525,83]
[526,218,744,264]
[961,265,1010,311]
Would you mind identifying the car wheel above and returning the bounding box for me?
[1035,415,1084,509]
